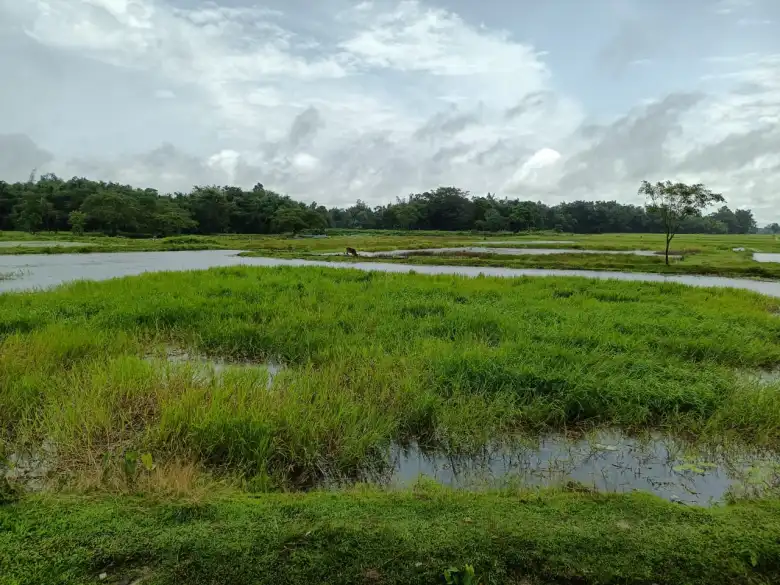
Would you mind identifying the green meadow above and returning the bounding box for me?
[3,251,780,583]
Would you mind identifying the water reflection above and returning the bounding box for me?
[144,346,283,388]
[480,240,577,245]
[2,250,780,297]
[755,253,780,263]
[369,430,780,506]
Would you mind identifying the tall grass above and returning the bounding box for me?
[2,266,780,488]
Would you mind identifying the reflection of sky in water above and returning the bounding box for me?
[3,250,779,297]
[144,348,283,389]
[377,431,780,506]
[754,253,780,263]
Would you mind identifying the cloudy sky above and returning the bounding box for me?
[1,0,778,221]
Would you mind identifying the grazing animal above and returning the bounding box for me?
[346,247,358,257]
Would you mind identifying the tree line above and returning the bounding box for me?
[0,173,761,237]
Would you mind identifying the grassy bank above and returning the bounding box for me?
[288,249,780,280]
[2,266,780,490]
[2,230,780,281]
[3,488,780,585]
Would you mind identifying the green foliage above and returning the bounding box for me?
[272,206,310,234]
[640,180,726,264]
[443,564,481,585]
[0,175,766,238]
[67,210,87,235]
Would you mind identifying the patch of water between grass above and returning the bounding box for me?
[143,346,284,388]
[329,429,780,506]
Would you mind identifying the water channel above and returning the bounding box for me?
[2,250,780,297]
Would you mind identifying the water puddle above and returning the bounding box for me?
[754,253,780,263]
[2,250,780,298]
[362,431,780,506]
[5,429,779,505]
[742,369,780,385]
[322,247,676,258]
[0,241,93,248]
[144,347,283,388]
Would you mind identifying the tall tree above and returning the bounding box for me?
[640,180,725,264]
[734,209,757,234]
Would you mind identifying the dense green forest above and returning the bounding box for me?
[0,173,763,237]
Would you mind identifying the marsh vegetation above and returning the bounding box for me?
[3,234,780,583]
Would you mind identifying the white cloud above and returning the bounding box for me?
[0,0,779,223]
[502,148,562,193]
[154,89,175,99]
[715,0,753,15]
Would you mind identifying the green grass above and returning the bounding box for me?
[4,263,780,583]
[2,266,780,491]
[295,249,780,280]
[3,488,780,585]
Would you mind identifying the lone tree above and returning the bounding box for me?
[640,180,724,265]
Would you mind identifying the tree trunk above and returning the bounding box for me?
[665,235,671,265]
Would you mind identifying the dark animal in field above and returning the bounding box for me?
[346,247,358,257]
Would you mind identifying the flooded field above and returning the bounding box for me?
[2,249,780,296]
[755,253,780,263]
[338,247,674,258]
[481,240,578,245]
[144,347,283,388]
[364,430,780,506]
[6,428,778,506]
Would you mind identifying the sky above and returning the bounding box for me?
[0,0,779,222]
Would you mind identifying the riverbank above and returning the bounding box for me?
[3,489,780,585]
[3,230,778,279]
[256,248,780,280]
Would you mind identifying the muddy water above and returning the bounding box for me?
[2,250,780,297]
[368,431,780,505]
[331,247,675,258]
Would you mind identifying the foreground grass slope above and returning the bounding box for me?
[2,266,780,489]
[3,489,780,585]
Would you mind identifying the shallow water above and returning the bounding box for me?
[145,347,283,388]
[475,240,577,245]
[2,249,780,297]
[367,430,780,505]
[337,247,673,258]
[0,240,93,248]
[755,253,780,263]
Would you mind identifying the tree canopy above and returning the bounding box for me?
[640,180,726,264]
[0,174,762,237]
